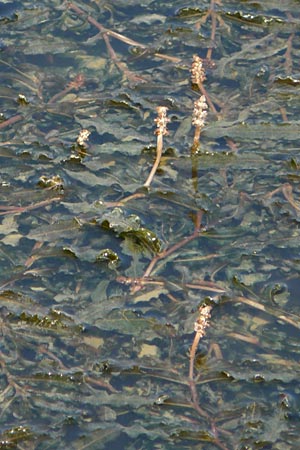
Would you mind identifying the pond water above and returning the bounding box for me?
[0,1,300,449]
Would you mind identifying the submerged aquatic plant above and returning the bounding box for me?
[38,175,64,192]
[1,2,299,449]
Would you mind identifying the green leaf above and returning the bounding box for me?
[27,218,82,242]
[120,228,161,254]
[99,208,161,254]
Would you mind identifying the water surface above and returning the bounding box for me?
[0,1,300,449]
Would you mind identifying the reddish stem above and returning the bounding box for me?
[0,114,23,130]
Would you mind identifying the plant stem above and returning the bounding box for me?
[144,133,163,188]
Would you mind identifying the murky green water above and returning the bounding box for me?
[0,1,300,449]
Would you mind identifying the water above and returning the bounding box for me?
[0,1,300,449]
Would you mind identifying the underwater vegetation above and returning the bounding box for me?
[0,0,300,448]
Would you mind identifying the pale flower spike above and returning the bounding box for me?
[192,95,208,128]
[189,303,213,380]
[144,106,170,188]
[154,106,170,136]
[194,303,212,339]
[191,55,206,86]
[192,95,208,147]
[77,128,90,147]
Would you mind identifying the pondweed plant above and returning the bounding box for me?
[144,56,209,184]
[2,3,298,449]
[191,54,217,116]
[188,302,214,420]
[191,54,206,85]
[3,25,296,448]
[189,303,213,381]
[76,128,90,148]
[144,106,170,188]
[192,94,208,150]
